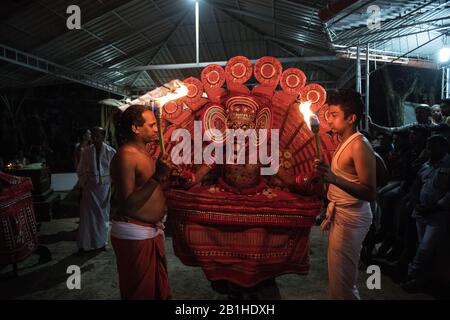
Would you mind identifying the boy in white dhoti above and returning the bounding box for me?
[77,127,116,252]
[316,89,377,299]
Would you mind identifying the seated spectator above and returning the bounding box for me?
[360,131,390,188]
[409,125,431,176]
[376,130,411,249]
[402,135,450,291]
[431,104,444,125]
[360,130,390,265]
[372,131,394,163]
[369,105,432,134]
[440,99,450,125]
[431,123,450,152]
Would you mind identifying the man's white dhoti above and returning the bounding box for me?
[326,132,372,300]
[77,143,116,250]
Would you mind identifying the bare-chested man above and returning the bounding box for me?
[110,104,172,300]
[315,89,376,300]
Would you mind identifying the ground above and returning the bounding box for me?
[0,204,434,300]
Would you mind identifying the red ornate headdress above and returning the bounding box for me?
[159,56,336,178]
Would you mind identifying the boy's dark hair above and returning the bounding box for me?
[326,88,364,125]
[118,105,148,138]
[427,134,448,148]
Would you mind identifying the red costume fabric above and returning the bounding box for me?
[0,172,38,266]
[111,232,171,300]
[167,188,321,287]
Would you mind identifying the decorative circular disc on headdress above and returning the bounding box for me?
[254,56,282,86]
[201,64,225,89]
[183,77,204,103]
[317,103,330,127]
[225,56,252,84]
[163,101,182,120]
[280,68,307,95]
[299,83,326,113]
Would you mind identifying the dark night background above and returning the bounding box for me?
[0,83,121,172]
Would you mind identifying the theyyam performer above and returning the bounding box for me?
[110,56,341,299]
[143,56,337,298]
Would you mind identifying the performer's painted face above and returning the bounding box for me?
[136,110,159,143]
[226,118,255,131]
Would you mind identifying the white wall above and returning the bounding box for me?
[51,173,78,191]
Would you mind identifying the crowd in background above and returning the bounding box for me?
[360,99,450,294]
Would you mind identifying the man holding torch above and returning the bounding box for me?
[314,89,377,300]
[109,80,187,300]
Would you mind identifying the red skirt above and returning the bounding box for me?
[111,234,171,300]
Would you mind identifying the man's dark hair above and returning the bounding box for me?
[427,134,448,149]
[118,105,148,138]
[91,126,106,137]
[415,104,431,113]
[76,128,90,141]
[326,88,364,125]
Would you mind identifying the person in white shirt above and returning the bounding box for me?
[77,126,116,252]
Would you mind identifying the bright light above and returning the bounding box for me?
[439,47,450,63]
[155,82,189,107]
[298,101,314,131]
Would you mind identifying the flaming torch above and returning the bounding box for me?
[298,99,322,161]
[310,114,322,162]
[151,80,189,155]
[298,98,327,196]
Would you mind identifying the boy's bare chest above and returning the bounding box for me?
[335,147,356,175]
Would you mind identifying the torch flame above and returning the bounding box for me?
[155,82,189,107]
[298,100,314,131]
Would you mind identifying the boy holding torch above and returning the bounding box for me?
[314,89,376,300]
